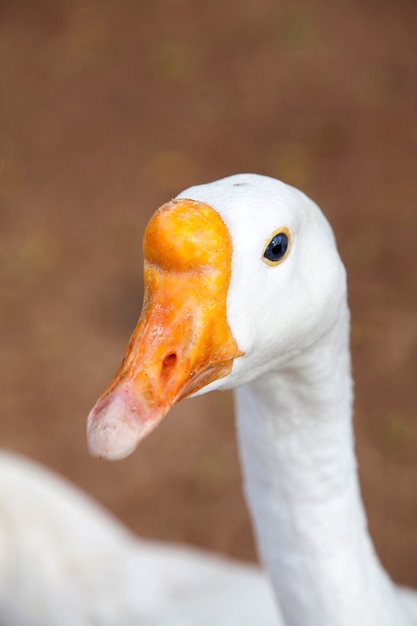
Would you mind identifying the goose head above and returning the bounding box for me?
[87,174,346,460]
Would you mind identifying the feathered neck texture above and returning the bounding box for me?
[235,300,410,626]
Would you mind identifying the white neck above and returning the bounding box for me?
[235,302,409,626]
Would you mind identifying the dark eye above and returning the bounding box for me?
[263,231,289,265]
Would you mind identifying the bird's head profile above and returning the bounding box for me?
[87,174,346,460]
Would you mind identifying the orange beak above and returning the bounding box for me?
[87,199,243,460]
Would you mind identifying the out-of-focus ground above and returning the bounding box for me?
[1,0,416,586]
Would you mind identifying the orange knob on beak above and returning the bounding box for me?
[87,199,243,460]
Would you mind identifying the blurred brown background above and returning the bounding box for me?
[1,0,416,587]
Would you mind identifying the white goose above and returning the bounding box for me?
[1,174,415,626]
[86,173,417,626]
[0,450,277,625]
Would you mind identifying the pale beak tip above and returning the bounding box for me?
[86,396,141,461]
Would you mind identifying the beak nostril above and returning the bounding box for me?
[161,352,178,383]
[162,352,177,370]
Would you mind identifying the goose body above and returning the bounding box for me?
[0,450,278,625]
[87,173,417,626]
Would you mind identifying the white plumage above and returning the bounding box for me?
[2,173,416,625]
[0,451,278,625]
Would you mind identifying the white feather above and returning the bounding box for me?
[2,173,416,625]
[0,451,279,625]
[177,173,417,625]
